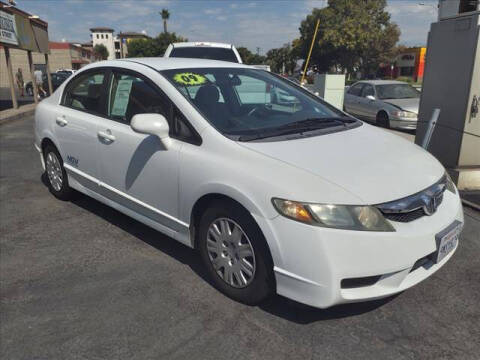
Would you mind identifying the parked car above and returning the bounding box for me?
[164,42,243,63]
[344,80,421,130]
[34,58,463,309]
[56,69,76,76]
[25,72,70,97]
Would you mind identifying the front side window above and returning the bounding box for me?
[106,70,198,143]
[162,68,357,141]
[107,71,169,124]
[347,83,364,96]
[63,70,106,114]
[361,84,375,98]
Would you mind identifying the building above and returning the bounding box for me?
[49,42,98,70]
[394,47,427,82]
[90,27,115,60]
[117,31,150,58]
[90,27,150,59]
[0,41,98,88]
[377,47,427,83]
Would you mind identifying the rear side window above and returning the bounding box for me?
[347,83,364,96]
[169,47,239,63]
[63,71,106,114]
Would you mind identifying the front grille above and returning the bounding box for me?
[376,176,447,223]
[382,193,444,223]
[383,208,425,222]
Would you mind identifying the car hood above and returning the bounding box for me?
[383,98,420,114]
[237,124,444,204]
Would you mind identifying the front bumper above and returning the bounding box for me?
[260,190,463,308]
[390,118,418,130]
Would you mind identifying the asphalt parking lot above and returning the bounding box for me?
[1,116,479,360]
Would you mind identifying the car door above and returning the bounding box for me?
[95,69,188,233]
[344,83,364,116]
[357,84,378,121]
[56,68,108,190]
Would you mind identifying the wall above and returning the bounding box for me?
[91,31,115,60]
[0,47,47,88]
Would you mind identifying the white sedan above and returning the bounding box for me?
[34,58,464,308]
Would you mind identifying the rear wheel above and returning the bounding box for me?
[43,145,73,200]
[198,200,275,305]
[377,111,390,128]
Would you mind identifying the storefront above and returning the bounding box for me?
[0,1,50,109]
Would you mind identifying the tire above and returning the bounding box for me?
[377,111,390,128]
[43,144,73,200]
[198,200,275,305]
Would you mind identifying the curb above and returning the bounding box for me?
[0,106,36,126]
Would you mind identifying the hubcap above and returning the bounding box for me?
[206,218,256,288]
[45,152,63,192]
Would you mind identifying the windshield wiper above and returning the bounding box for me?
[238,117,351,141]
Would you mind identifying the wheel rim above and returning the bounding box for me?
[206,218,256,288]
[45,152,63,192]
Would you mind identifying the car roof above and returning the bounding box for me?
[170,42,233,49]
[95,57,251,71]
[356,80,408,85]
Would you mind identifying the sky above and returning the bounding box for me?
[18,0,439,54]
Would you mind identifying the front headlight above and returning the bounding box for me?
[393,110,417,119]
[272,198,395,232]
[445,171,457,194]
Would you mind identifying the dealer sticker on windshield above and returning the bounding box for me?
[173,72,207,86]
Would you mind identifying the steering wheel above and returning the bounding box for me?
[247,104,272,117]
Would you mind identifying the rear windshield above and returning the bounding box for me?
[169,47,239,63]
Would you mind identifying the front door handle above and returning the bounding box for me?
[98,130,116,142]
[55,116,68,127]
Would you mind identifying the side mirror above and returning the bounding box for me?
[366,95,375,101]
[131,113,171,149]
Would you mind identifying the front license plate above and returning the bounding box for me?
[434,220,462,264]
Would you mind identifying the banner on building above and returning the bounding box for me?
[0,10,18,46]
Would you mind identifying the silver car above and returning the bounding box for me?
[344,80,420,130]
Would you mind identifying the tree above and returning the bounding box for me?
[265,43,298,74]
[127,32,187,57]
[161,8,170,34]
[93,44,109,60]
[236,47,266,64]
[297,0,400,77]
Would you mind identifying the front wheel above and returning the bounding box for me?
[198,201,275,305]
[377,111,390,128]
[43,145,73,200]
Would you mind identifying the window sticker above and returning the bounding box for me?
[111,79,133,117]
[173,72,207,86]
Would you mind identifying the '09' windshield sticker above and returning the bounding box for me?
[173,72,207,86]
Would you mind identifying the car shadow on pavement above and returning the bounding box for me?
[63,185,399,324]
[259,293,399,324]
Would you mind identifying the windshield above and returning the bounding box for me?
[169,47,239,63]
[375,84,420,100]
[161,68,357,141]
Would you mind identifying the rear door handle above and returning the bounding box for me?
[55,116,68,127]
[98,130,116,142]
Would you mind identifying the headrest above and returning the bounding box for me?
[88,83,102,99]
[195,84,220,104]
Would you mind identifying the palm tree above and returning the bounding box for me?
[160,9,170,34]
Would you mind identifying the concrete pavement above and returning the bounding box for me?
[1,116,479,360]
